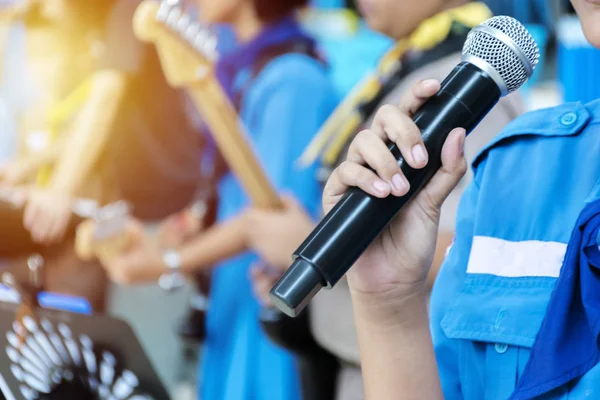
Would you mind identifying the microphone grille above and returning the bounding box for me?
[463,16,540,94]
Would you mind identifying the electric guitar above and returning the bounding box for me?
[134,0,282,209]
[77,0,284,268]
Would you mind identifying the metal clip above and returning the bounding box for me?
[92,201,131,241]
[27,254,44,289]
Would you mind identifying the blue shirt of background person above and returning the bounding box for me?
[196,1,336,399]
[429,77,600,399]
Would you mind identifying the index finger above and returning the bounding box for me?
[397,79,440,116]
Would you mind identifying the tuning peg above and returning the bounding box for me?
[165,6,182,29]
[205,36,219,61]
[177,13,191,34]
[193,29,214,54]
[156,1,171,22]
[185,22,201,43]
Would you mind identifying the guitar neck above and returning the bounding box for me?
[133,0,283,211]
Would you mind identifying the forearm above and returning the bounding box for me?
[351,288,443,400]
[50,70,127,195]
[178,215,248,274]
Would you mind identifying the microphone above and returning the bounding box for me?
[271,16,540,317]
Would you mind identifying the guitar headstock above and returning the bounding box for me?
[133,0,219,87]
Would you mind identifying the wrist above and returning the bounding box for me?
[158,249,185,292]
[350,284,429,327]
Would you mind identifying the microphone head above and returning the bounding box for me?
[462,16,540,96]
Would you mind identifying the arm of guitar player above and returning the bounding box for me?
[177,214,248,273]
[48,70,128,195]
[89,213,249,285]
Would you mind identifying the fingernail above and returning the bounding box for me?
[373,180,390,194]
[412,145,427,165]
[422,79,439,91]
[391,174,408,193]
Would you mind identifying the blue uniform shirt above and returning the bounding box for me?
[430,99,600,399]
[200,53,335,400]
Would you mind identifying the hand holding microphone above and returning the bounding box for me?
[322,80,468,299]
[271,16,539,317]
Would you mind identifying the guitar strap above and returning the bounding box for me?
[232,39,324,112]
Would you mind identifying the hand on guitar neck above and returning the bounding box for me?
[244,196,316,307]
[244,195,315,270]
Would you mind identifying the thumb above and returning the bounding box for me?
[418,128,467,210]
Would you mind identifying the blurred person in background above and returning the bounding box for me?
[317,0,600,398]
[0,13,27,166]
[100,0,336,399]
[242,1,524,399]
[0,0,202,311]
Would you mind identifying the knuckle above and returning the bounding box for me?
[337,160,353,176]
[393,120,420,145]
[358,169,374,186]
[403,120,422,141]
[417,191,442,224]
[377,104,397,118]
[382,157,399,175]
[354,129,373,144]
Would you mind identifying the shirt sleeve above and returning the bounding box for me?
[248,54,335,217]
[100,0,147,73]
[430,175,481,399]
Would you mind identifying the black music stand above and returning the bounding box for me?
[0,301,169,400]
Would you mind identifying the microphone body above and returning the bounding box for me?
[272,62,501,317]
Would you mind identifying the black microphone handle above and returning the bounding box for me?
[272,62,501,317]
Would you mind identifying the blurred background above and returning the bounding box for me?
[0,0,596,399]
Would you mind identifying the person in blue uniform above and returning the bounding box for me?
[102,0,335,399]
[318,0,600,398]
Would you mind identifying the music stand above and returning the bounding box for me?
[0,299,169,400]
